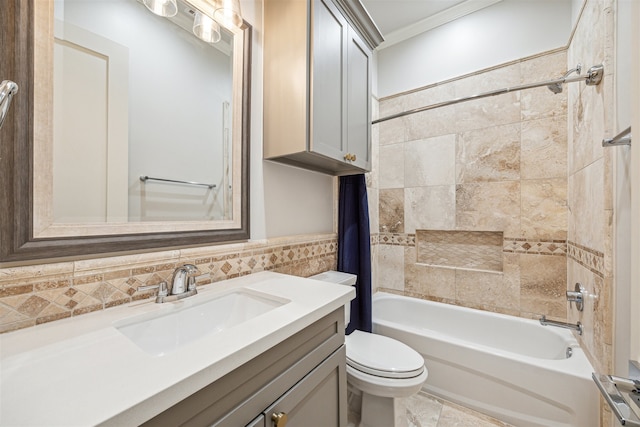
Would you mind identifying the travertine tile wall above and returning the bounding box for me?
[566,1,616,425]
[0,234,338,333]
[373,50,570,319]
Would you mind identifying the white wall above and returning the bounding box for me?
[376,0,572,97]
[243,0,335,240]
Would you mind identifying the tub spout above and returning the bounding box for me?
[539,315,583,335]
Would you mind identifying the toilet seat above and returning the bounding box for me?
[345,330,425,379]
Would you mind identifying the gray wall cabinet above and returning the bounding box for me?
[141,309,347,427]
[263,0,382,176]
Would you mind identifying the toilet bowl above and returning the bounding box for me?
[310,271,428,427]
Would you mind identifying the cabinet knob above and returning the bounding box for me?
[351,154,356,161]
[343,153,357,162]
[271,412,288,427]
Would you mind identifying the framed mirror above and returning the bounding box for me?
[0,0,250,264]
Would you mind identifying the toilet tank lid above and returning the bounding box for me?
[309,271,357,285]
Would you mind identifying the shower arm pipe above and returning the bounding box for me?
[0,80,19,131]
[372,64,604,125]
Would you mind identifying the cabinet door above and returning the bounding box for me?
[310,0,348,162]
[346,26,372,171]
[263,346,347,427]
[246,415,265,427]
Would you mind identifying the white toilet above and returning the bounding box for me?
[310,271,428,427]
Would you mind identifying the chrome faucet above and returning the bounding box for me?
[138,264,200,303]
[539,315,583,335]
[171,264,199,295]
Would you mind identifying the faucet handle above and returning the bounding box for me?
[182,264,200,291]
[566,282,585,311]
[138,281,168,297]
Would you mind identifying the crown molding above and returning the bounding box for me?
[377,0,503,50]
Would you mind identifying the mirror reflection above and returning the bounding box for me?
[51,0,236,225]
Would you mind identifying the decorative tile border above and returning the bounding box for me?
[503,238,567,256]
[0,235,338,334]
[567,240,605,278]
[378,232,415,246]
[376,232,568,258]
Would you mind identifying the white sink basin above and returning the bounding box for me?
[116,289,287,356]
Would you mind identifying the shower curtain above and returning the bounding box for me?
[338,174,372,334]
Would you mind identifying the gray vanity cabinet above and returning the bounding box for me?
[263,0,380,176]
[141,309,347,427]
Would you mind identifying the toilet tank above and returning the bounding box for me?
[309,271,357,327]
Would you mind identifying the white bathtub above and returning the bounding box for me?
[372,292,599,427]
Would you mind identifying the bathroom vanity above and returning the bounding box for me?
[263,0,383,175]
[144,309,346,426]
[0,273,355,426]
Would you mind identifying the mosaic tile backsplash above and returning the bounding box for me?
[0,235,338,334]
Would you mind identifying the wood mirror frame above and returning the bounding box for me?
[0,0,251,264]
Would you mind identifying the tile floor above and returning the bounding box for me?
[348,390,514,427]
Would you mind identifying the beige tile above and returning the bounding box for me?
[520,52,568,122]
[455,269,517,311]
[405,186,456,234]
[378,245,405,292]
[521,178,567,241]
[437,401,509,427]
[379,143,405,189]
[521,115,568,180]
[378,92,407,146]
[568,159,605,252]
[0,262,74,285]
[520,50,568,82]
[405,135,456,187]
[404,82,455,112]
[421,265,456,301]
[520,254,567,319]
[455,182,521,235]
[455,92,521,134]
[454,62,521,100]
[405,105,457,142]
[403,392,441,427]
[456,123,520,183]
[379,189,404,233]
[379,116,407,145]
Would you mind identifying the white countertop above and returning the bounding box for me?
[0,272,355,426]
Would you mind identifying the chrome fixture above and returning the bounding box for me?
[539,315,583,335]
[373,64,605,125]
[602,126,632,147]
[593,373,640,426]
[171,263,199,295]
[0,80,19,131]
[546,64,582,94]
[138,264,200,303]
[143,0,178,17]
[140,175,216,189]
[567,282,585,311]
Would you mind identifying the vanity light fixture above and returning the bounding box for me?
[213,0,243,28]
[193,10,221,43]
[143,0,178,17]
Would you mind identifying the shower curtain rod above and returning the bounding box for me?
[372,64,604,125]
